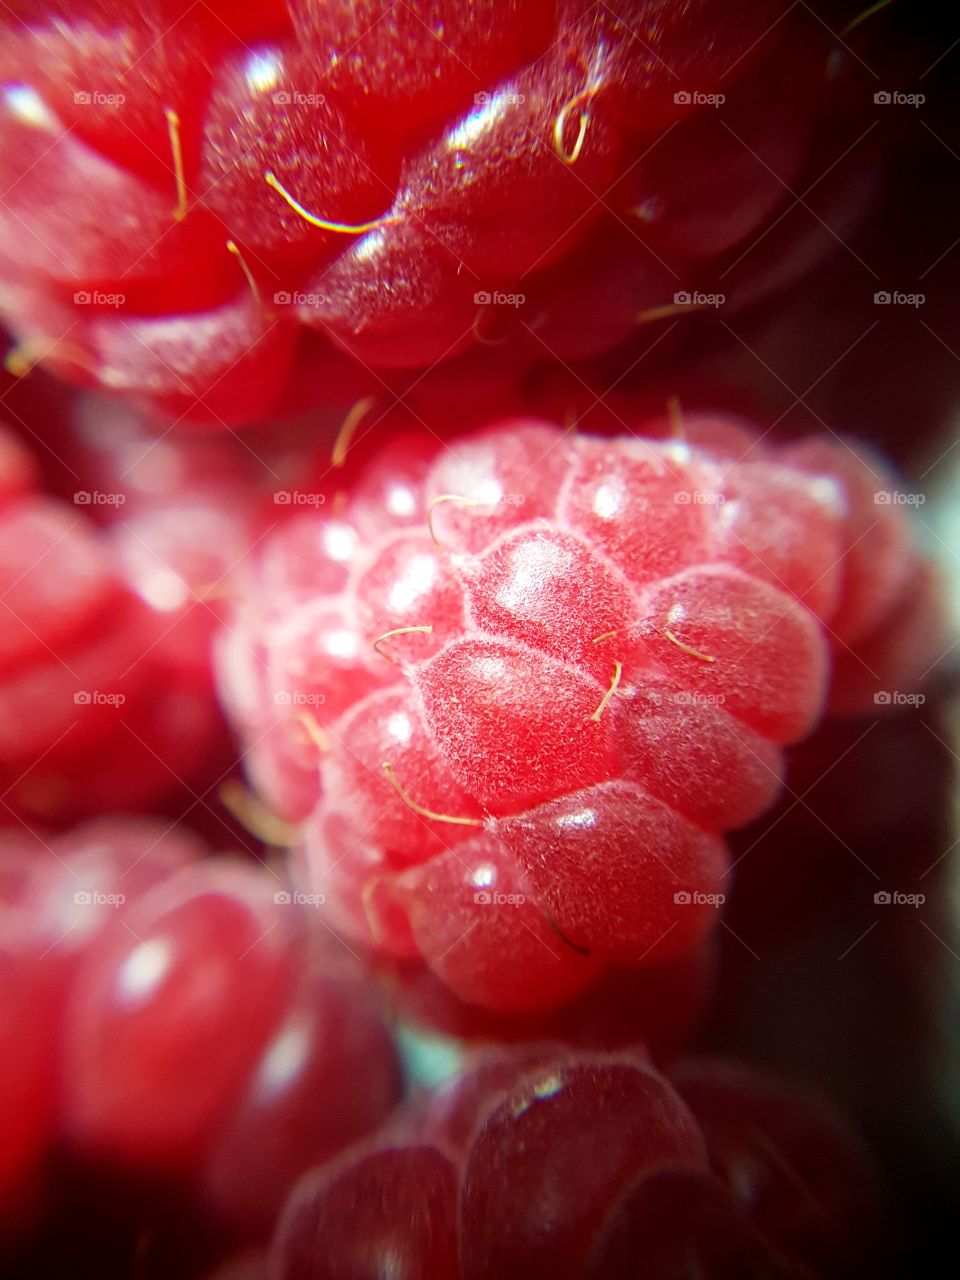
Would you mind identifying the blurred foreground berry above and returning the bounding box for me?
[0,817,401,1243]
[271,1044,884,1279]
[0,418,232,822]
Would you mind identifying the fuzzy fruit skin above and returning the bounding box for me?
[216,413,932,1014]
[272,1047,708,1280]
[455,1052,709,1280]
[275,1144,461,1280]
[0,1,855,421]
[272,1046,877,1279]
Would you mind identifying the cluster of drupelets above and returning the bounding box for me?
[0,386,937,1276]
[0,1,942,1276]
[1,1,866,423]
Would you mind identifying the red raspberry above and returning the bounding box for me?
[0,1,861,423]
[216,414,934,1012]
[675,1056,885,1278]
[0,415,229,822]
[274,1046,707,1280]
[0,817,204,1235]
[0,818,401,1239]
[272,1044,879,1278]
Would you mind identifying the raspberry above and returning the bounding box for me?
[276,1145,460,1280]
[266,1044,885,1279]
[0,818,401,1238]
[675,1056,885,1277]
[0,414,230,822]
[0,817,204,1234]
[586,1170,820,1280]
[0,2,859,421]
[273,1044,880,1278]
[273,1047,708,1280]
[287,1,554,140]
[456,1052,708,1279]
[216,414,933,1011]
[61,858,305,1168]
[200,44,392,269]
